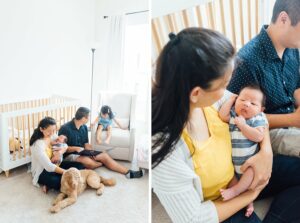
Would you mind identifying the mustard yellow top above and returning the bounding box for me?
[45,146,52,159]
[182,106,234,201]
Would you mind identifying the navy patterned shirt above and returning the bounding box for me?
[58,119,89,157]
[228,25,300,114]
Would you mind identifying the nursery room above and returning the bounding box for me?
[0,0,149,222]
[152,0,300,222]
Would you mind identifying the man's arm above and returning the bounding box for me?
[84,143,92,150]
[266,109,300,129]
[66,146,84,153]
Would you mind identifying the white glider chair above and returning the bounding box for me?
[91,91,136,161]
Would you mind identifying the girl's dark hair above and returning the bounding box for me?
[29,117,56,146]
[152,27,235,168]
[100,105,114,119]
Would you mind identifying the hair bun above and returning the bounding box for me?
[168,32,177,40]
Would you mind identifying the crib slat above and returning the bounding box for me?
[239,0,245,46]
[182,9,190,27]
[255,0,259,34]
[248,0,251,40]
[219,0,226,35]
[196,6,203,27]
[11,117,16,160]
[229,0,236,47]
[152,19,162,54]
[22,116,26,157]
[206,1,215,30]
[28,114,31,156]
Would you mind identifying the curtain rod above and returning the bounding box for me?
[104,10,149,19]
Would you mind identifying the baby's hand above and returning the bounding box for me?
[234,115,246,127]
[229,94,238,102]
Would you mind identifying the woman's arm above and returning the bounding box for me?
[54,166,65,174]
[267,108,300,129]
[214,188,262,222]
[34,141,59,173]
[240,128,273,189]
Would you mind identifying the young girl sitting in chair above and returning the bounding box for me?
[92,105,127,145]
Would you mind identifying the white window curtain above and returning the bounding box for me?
[105,15,126,91]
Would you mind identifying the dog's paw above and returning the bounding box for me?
[52,200,58,206]
[49,205,61,213]
[96,188,103,196]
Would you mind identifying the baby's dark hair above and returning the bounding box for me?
[59,135,68,143]
[100,105,114,119]
[239,84,266,107]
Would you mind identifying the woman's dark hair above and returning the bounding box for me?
[29,117,56,146]
[100,105,114,119]
[75,107,90,120]
[152,27,235,168]
[271,0,300,26]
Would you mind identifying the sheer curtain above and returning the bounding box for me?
[105,15,126,91]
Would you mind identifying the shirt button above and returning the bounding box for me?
[287,107,290,111]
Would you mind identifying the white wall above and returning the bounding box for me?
[96,0,148,16]
[0,0,95,106]
[91,0,149,112]
[152,0,212,18]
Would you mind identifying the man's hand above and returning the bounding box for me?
[76,147,84,153]
[241,150,272,190]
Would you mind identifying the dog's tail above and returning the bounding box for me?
[100,176,116,186]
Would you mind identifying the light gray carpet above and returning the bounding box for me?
[152,192,272,223]
[0,162,148,223]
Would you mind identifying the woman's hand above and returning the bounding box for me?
[51,152,61,163]
[240,129,273,190]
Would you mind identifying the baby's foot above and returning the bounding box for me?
[42,185,48,194]
[104,139,110,144]
[220,188,239,201]
[245,202,254,217]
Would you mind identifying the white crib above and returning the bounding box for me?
[0,95,80,177]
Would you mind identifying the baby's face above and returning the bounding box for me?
[235,88,264,119]
[56,135,66,143]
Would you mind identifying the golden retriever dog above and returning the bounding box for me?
[50,168,116,213]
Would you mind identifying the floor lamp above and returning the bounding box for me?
[90,48,96,128]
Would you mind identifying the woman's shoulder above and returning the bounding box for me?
[31,139,46,149]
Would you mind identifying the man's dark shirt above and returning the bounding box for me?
[228,25,300,114]
[58,119,89,158]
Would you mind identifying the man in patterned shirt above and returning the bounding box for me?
[228,0,300,156]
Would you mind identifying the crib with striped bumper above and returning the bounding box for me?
[0,95,79,177]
